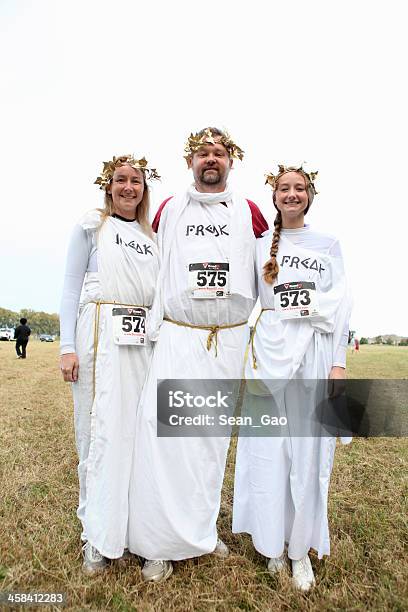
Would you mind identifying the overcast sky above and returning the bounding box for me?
[1,0,406,337]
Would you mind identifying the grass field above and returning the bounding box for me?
[0,342,407,611]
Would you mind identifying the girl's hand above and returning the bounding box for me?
[328,366,346,398]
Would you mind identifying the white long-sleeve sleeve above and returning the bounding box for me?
[59,224,97,354]
[332,327,349,368]
[328,239,349,368]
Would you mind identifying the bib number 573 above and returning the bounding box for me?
[273,281,318,319]
[279,289,311,308]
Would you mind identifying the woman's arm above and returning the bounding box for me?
[59,224,92,382]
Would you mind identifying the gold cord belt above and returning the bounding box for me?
[91,300,148,400]
[248,308,274,370]
[163,317,248,358]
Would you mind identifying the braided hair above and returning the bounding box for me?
[263,210,282,285]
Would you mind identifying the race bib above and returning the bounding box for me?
[112,307,147,345]
[274,281,319,319]
[188,262,230,299]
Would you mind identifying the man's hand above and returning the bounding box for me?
[60,353,79,382]
[328,366,346,399]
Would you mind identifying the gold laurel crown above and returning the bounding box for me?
[184,128,244,161]
[265,164,318,194]
[94,154,160,190]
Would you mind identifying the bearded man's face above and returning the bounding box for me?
[189,141,232,190]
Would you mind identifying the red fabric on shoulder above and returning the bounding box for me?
[246,199,269,238]
[152,196,174,233]
[152,196,268,237]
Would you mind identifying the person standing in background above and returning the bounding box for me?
[14,317,31,359]
[352,336,360,353]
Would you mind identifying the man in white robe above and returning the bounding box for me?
[128,127,268,581]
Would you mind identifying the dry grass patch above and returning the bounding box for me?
[0,341,407,610]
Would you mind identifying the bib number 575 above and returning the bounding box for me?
[196,270,227,287]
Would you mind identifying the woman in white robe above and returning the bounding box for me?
[232,165,351,591]
[59,155,160,574]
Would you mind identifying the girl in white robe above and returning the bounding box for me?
[232,165,351,591]
[60,156,160,573]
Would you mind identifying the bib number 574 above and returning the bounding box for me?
[112,307,147,345]
[121,315,146,334]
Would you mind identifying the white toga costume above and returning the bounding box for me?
[60,210,159,558]
[232,226,351,560]
[127,185,263,560]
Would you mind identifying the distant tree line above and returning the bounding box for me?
[359,335,408,346]
[0,307,60,336]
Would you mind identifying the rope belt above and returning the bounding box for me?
[163,317,248,357]
[249,308,274,370]
[91,300,148,400]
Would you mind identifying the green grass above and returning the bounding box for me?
[0,341,407,611]
[347,344,408,378]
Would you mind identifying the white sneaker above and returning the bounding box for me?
[267,553,287,575]
[82,542,107,575]
[142,559,173,582]
[212,537,229,558]
[291,554,315,591]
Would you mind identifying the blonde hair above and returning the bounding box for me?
[98,176,153,239]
